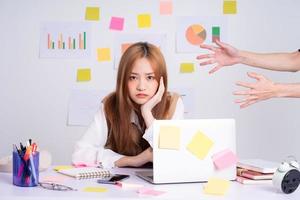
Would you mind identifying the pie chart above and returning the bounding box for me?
[185,24,206,45]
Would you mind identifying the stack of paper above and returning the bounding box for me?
[236,159,279,185]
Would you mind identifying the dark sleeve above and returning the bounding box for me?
[298,49,300,52]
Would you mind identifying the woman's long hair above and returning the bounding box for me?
[104,42,171,156]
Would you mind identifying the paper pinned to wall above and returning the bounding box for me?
[97,48,111,61]
[187,131,213,159]
[171,87,197,119]
[159,126,181,150]
[212,149,237,170]
[137,14,152,28]
[85,7,100,21]
[67,90,108,126]
[176,16,227,53]
[203,178,230,195]
[109,16,125,31]
[77,68,91,82]
[223,0,237,14]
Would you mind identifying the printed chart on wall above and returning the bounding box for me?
[113,33,167,69]
[39,22,91,58]
[176,17,228,53]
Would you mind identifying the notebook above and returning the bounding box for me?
[236,176,272,185]
[57,167,110,179]
[135,119,236,184]
[237,159,279,173]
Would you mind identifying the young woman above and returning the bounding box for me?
[72,42,184,168]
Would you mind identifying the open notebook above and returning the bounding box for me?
[57,167,111,179]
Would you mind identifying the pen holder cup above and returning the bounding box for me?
[13,151,39,187]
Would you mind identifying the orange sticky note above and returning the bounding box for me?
[159,126,181,150]
[77,68,91,82]
[85,7,100,21]
[121,43,133,54]
[137,14,151,28]
[204,178,230,195]
[187,131,213,159]
[97,48,111,61]
[160,0,173,15]
[180,63,194,73]
[212,149,237,170]
[223,0,237,14]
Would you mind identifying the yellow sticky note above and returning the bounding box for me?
[77,68,91,82]
[85,7,100,21]
[137,14,151,28]
[204,178,230,195]
[97,48,111,61]
[159,126,181,149]
[53,165,73,171]
[83,187,108,193]
[187,131,213,159]
[180,63,195,73]
[223,0,237,14]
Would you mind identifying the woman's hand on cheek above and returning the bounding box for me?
[141,77,165,114]
[141,77,165,128]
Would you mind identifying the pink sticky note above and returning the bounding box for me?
[137,188,166,196]
[160,0,173,15]
[109,16,124,31]
[212,149,238,170]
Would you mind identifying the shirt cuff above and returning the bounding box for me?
[97,149,123,169]
[142,122,154,147]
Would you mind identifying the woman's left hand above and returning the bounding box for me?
[234,72,278,108]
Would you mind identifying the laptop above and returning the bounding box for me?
[135,119,236,184]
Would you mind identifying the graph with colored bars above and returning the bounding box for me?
[47,32,87,50]
[212,26,220,42]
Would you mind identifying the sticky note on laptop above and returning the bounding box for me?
[212,149,237,170]
[204,178,230,195]
[186,131,213,159]
[159,126,181,150]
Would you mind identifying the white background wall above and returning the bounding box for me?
[0,0,299,164]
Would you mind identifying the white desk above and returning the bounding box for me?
[0,167,299,200]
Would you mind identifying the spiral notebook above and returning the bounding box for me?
[57,167,111,179]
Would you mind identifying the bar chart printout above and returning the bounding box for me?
[40,22,91,58]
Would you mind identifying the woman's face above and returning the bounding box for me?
[127,57,159,105]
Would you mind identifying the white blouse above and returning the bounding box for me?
[72,98,184,169]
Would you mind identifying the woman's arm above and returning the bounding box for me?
[197,40,300,73]
[234,72,300,108]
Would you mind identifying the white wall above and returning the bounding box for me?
[0,0,300,164]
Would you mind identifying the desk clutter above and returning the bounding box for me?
[13,139,39,187]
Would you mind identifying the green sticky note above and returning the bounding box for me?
[212,26,220,36]
[97,48,111,61]
[137,14,151,28]
[77,68,91,82]
[159,126,181,150]
[223,1,237,14]
[204,178,230,195]
[180,63,195,73]
[187,131,214,159]
[85,7,100,21]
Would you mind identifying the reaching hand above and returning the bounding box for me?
[141,77,165,114]
[234,72,278,108]
[197,40,241,74]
